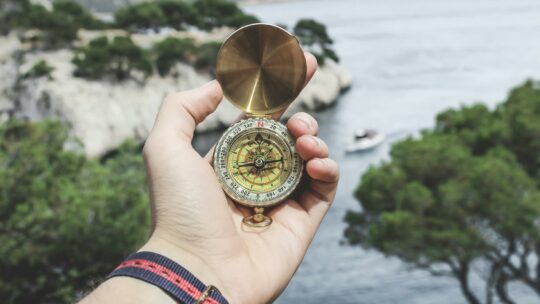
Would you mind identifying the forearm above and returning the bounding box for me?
[79,237,232,304]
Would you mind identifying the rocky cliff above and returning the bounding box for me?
[0,30,351,157]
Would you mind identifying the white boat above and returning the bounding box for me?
[346,128,385,152]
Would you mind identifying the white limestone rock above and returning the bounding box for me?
[0,34,351,157]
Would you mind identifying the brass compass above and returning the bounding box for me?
[213,23,306,228]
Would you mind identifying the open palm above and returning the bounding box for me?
[141,53,339,304]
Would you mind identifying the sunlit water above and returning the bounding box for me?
[81,0,540,302]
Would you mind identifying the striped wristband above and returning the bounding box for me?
[107,251,228,304]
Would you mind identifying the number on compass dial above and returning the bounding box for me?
[228,131,289,193]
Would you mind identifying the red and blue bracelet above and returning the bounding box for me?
[107,251,228,304]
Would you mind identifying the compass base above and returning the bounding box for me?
[242,207,272,228]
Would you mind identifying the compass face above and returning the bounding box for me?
[214,118,303,207]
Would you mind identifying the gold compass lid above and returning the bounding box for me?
[216,23,307,115]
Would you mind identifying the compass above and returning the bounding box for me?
[213,23,306,228]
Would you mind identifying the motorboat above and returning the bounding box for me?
[346,128,385,152]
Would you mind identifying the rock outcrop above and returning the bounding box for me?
[0,31,351,157]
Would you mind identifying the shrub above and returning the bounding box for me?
[157,0,200,30]
[294,18,339,64]
[73,36,152,81]
[0,0,31,35]
[115,2,167,32]
[115,0,201,32]
[153,37,220,76]
[20,4,79,48]
[52,0,108,30]
[11,0,108,47]
[153,37,197,76]
[193,0,259,30]
[193,41,221,72]
[22,60,54,79]
[0,119,150,304]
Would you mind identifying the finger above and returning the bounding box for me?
[287,112,318,138]
[152,80,223,142]
[296,135,328,160]
[303,52,318,87]
[301,158,339,224]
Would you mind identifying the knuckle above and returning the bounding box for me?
[142,137,154,159]
[163,92,180,104]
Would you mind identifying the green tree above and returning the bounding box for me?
[193,0,259,31]
[73,36,152,81]
[115,2,166,32]
[158,0,200,30]
[22,59,54,79]
[153,37,220,76]
[293,18,339,64]
[0,0,31,35]
[345,81,540,304]
[193,41,221,73]
[115,1,202,32]
[153,37,197,76]
[52,0,108,30]
[0,119,150,304]
[9,0,108,47]
[19,4,79,48]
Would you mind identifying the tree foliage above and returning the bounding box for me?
[193,0,259,31]
[153,37,220,76]
[9,0,106,47]
[22,59,54,80]
[0,0,30,35]
[0,119,150,304]
[293,18,339,64]
[153,37,197,76]
[73,36,152,81]
[115,2,168,32]
[115,0,257,32]
[345,81,540,304]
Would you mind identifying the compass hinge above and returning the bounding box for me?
[246,113,272,118]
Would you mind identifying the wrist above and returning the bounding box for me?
[139,235,234,303]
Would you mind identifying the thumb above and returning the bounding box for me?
[151,80,223,141]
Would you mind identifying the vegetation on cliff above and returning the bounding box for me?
[294,18,339,64]
[73,36,153,81]
[345,81,540,304]
[1,0,339,71]
[22,59,54,79]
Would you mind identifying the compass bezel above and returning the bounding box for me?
[213,118,304,208]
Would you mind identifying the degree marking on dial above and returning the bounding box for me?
[216,119,302,206]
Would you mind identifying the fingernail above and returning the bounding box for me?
[295,113,314,130]
[202,80,216,88]
[310,136,320,147]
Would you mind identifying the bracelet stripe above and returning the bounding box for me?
[107,252,228,304]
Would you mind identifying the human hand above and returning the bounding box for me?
[140,53,339,303]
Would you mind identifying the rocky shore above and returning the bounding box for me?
[0,30,351,157]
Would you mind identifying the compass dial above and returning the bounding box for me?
[214,118,303,207]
